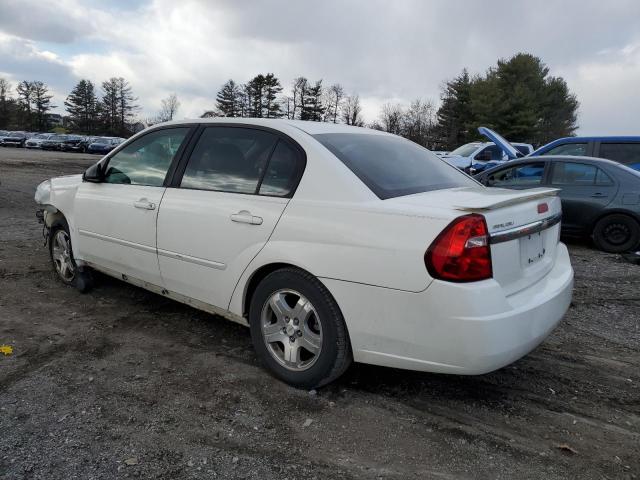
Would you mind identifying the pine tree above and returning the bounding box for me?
[301,80,324,121]
[65,79,98,134]
[101,78,120,135]
[31,81,55,131]
[101,77,137,136]
[435,69,473,149]
[16,81,34,130]
[263,73,282,118]
[245,74,266,117]
[215,79,242,117]
[0,78,17,130]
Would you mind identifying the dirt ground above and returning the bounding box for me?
[0,147,638,480]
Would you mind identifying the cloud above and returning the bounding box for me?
[0,0,639,132]
[0,0,95,43]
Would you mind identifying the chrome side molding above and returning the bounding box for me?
[489,213,562,244]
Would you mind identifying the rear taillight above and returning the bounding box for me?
[425,214,492,282]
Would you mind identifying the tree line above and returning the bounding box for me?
[205,53,578,149]
[0,77,142,137]
[0,53,579,148]
[205,75,365,127]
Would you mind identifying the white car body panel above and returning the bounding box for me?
[35,118,573,375]
[156,188,289,308]
[75,182,166,286]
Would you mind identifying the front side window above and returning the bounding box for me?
[181,127,278,194]
[487,162,545,186]
[103,128,189,186]
[598,143,640,166]
[551,162,598,185]
[543,142,588,156]
[314,133,477,199]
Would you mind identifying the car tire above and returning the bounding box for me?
[49,219,79,287]
[249,268,352,388]
[592,214,640,253]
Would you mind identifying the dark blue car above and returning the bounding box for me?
[477,127,640,171]
[530,136,640,170]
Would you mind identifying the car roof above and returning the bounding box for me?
[479,155,623,173]
[162,117,383,136]
[548,136,640,142]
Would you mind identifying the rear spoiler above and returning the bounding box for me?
[452,187,560,211]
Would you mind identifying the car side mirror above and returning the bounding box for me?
[83,162,104,183]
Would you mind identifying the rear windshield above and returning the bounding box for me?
[314,133,476,199]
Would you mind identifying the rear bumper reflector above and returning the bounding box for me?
[489,213,562,244]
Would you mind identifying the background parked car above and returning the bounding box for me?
[440,140,533,171]
[25,133,56,149]
[530,136,640,170]
[474,155,640,253]
[60,135,86,152]
[2,131,28,147]
[86,137,125,154]
[41,134,69,151]
[0,130,11,146]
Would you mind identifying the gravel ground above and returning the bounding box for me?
[0,147,638,479]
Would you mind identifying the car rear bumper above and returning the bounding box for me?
[321,243,573,375]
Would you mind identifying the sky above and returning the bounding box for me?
[1,0,639,135]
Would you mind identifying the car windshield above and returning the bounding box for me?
[93,138,110,144]
[314,133,477,199]
[34,134,50,139]
[450,143,481,157]
[51,135,66,141]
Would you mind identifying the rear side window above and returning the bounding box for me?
[181,127,278,194]
[515,145,531,155]
[551,162,605,185]
[258,140,302,196]
[543,143,588,156]
[314,133,476,199]
[598,143,640,166]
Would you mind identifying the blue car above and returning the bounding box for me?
[87,137,125,155]
[477,128,640,171]
[530,136,640,170]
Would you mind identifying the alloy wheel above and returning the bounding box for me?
[260,289,323,371]
[52,230,75,282]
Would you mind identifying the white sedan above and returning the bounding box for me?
[35,118,573,388]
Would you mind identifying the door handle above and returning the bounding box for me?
[591,192,607,198]
[133,199,156,210]
[230,210,263,225]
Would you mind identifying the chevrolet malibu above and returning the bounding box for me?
[34,119,574,388]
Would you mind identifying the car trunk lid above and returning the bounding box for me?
[387,186,563,295]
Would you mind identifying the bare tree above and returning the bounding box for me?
[402,98,436,147]
[342,94,364,126]
[325,83,344,123]
[291,77,308,120]
[157,93,180,122]
[379,102,404,134]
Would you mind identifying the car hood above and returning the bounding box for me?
[478,127,522,160]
